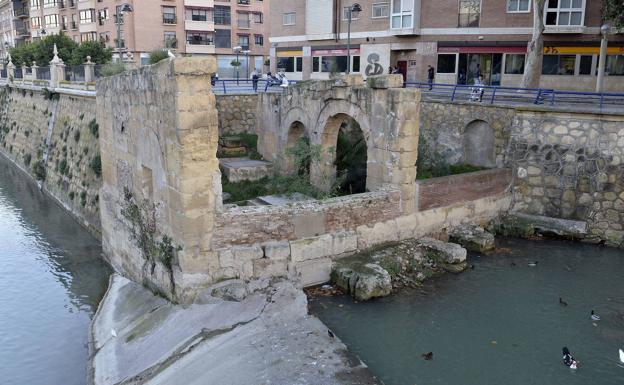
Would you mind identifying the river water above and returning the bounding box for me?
[0,156,111,385]
[310,238,624,385]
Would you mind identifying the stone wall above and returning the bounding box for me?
[417,169,512,211]
[0,85,101,235]
[98,57,221,302]
[419,101,515,168]
[507,109,624,247]
[216,94,259,135]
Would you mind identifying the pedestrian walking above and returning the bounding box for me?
[427,65,435,90]
[251,68,259,92]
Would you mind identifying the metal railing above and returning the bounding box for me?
[65,66,85,82]
[212,78,298,95]
[405,82,624,112]
[37,66,51,80]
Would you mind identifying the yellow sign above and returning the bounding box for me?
[277,50,303,57]
[544,46,624,55]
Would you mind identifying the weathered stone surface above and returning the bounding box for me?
[449,224,496,252]
[331,262,392,301]
[417,237,467,264]
[290,234,333,263]
[262,241,290,260]
[210,279,248,302]
[511,213,588,238]
[293,257,333,287]
[220,157,274,183]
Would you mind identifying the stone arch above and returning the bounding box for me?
[283,120,308,175]
[312,101,373,193]
[463,119,495,168]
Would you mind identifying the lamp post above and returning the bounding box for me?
[596,24,610,93]
[346,3,361,75]
[233,45,242,84]
[243,49,250,81]
[116,3,133,63]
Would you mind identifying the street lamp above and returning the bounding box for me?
[596,24,610,93]
[346,3,361,75]
[116,3,133,63]
[243,49,250,81]
[233,45,242,84]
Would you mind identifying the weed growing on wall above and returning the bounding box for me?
[32,160,46,181]
[88,119,99,138]
[89,154,101,177]
[121,187,180,271]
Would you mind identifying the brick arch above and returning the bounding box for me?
[310,100,376,192]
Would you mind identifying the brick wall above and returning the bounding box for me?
[417,169,512,211]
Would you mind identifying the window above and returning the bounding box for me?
[186,8,211,22]
[164,31,177,48]
[283,12,295,25]
[507,0,530,12]
[606,55,624,76]
[542,55,576,75]
[238,12,250,28]
[43,0,57,9]
[162,6,176,24]
[238,35,249,50]
[214,6,231,25]
[578,55,592,75]
[187,32,214,45]
[31,17,41,28]
[353,56,360,72]
[98,8,108,25]
[277,57,295,72]
[254,34,263,46]
[296,57,303,72]
[253,12,263,23]
[391,0,413,29]
[313,57,320,72]
[437,54,456,73]
[99,32,110,44]
[322,56,348,72]
[343,6,359,20]
[44,14,58,28]
[458,0,480,27]
[80,32,97,42]
[79,9,94,24]
[61,15,68,29]
[504,54,525,74]
[545,0,585,26]
[31,0,40,10]
[372,3,390,18]
[215,29,231,48]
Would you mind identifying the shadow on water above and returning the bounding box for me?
[310,238,624,385]
[0,154,111,385]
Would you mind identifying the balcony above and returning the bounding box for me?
[544,25,585,34]
[184,0,214,7]
[185,19,215,32]
[163,15,177,24]
[14,7,28,18]
[238,0,250,5]
[68,0,76,8]
[58,1,64,9]
[71,21,77,29]
[186,43,216,54]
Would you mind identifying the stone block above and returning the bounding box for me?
[332,231,358,255]
[293,212,326,238]
[294,258,333,287]
[262,241,290,260]
[356,220,399,250]
[290,234,333,263]
[232,245,263,262]
[396,214,417,240]
[253,258,288,279]
[366,74,404,89]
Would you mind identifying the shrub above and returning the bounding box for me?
[32,160,46,181]
[69,191,74,200]
[89,154,101,177]
[23,153,32,166]
[80,191,87,207]
[58,158,69,175]
[88,119,99,137]
[74,130,80,142]
[148,49,169,65]
[99,62,126,77]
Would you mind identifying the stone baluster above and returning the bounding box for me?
[6,54,15,82]
[83,55,95,83]
[21,62,28,81]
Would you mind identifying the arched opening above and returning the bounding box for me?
[314,113,368,195]
[463,120,495,168]
[284,121,308,175]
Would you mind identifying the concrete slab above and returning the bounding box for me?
[257,193,313,206]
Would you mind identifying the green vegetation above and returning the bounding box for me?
[9,33,112,67]
[148,49,170,65]
[121,188,181,271]
[80,191,87,207]
[335,123,367,194]
[99,62,127,77]
[23,153,31,166]
[88,119,99,137]
[68,191,75,200]
[603,0,624,29]
[32,160,46,181]
[58,158,69,175]
[89,154,101,177]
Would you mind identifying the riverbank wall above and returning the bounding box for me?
[0,85,101,236]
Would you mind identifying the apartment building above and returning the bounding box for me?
[269,0,624,92]
[0,0,30,58]
[9,0,267,68]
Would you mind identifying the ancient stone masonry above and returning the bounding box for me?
[507,110,624,247]
[0,86,101,235]
[97,57,221,302]
[216,94,259,135]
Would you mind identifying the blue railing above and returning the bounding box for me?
[405,82,624,111]
[212,78,298,95]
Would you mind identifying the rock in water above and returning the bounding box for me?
[417,237,467,264]
[331,262,392,301]
[449,225,496,252]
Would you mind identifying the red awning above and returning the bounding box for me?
[438,46,527,54]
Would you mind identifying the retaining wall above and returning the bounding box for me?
[216,94,259,135]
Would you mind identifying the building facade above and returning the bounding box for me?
[269,0,624,92]
[4,0,268,68]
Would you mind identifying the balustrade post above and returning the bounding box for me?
[49,43,64,88]
[83,55,95,83]
[6,54,14,82]
[31,61,38,80]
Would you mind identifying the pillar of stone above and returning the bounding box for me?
[83,55,95,83]
[21,63,28,80]
[31,61,38,80]
[49,43,65,88]
[6,54,14,81]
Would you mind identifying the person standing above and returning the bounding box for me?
[427,65,435,90]
[251,68,259,92]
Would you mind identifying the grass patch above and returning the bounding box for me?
[222,174,335,205]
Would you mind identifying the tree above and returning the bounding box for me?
[522,0,546,89]
[602,0,624,29]
[9,33,77,66]
[68,41,112,66]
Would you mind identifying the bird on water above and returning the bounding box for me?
[559,297,568,306]
[421,352,433,360]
